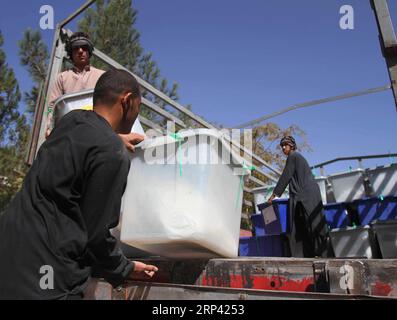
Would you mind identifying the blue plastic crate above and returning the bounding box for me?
[273,199,289,233]
[239,236,284,257]
[377,196,397,221]
[356,196,397,226]
[255,199,288,235]
[323,202,349,229]
[239,236,260,256]
[256,235,284,257]
[251,214,266,236]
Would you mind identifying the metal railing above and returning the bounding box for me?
[311,153,397,176]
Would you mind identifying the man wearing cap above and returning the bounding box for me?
[46,32,105,137]
[267,136,332,258]
[46,32,141,151]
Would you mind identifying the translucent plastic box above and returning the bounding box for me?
[53,89,144,134]
[371,220,397,258]
[328,169,366,203]
[53,89,94,124]
[120,129,251,258]
[330,226,379,259]
[366,164,397,197]
[315,176,328,204]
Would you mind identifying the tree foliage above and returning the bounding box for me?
[18,28,49,117]
[0,31,22,145]
[251,123,311,171]
[0,30,29,213]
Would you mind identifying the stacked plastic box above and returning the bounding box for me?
[329,225,380,259]
[239,199,289,257]
[323,202,350,230]
[330,196,397,258]
[239,235,283,257]
[355,196,397,226]
[370,220,397,258]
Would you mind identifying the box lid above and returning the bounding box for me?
[135,128,253,173]
[53,89,94,107]
[370,219,397,226]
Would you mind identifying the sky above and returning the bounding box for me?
[0,0,396,175]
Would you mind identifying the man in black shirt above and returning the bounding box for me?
[268,136,330,258]
[0,69,158,299]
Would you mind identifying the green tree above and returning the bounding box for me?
[0,30,29,213]
[18,29,49,119]
[0,31,21,145]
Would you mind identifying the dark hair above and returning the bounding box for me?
[280,136,297,150]
[93,69,141,107]
[66,32,94,58]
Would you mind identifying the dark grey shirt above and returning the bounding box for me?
[274,151,317,201]
[0,110,133,299]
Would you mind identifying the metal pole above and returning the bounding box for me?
[25,82,44,165]
[371,0,397,110]
[26,25,63,165]
[311,153,397,169]
[235,85,391,129]
[59,0,97,28]
[358,158,363,169]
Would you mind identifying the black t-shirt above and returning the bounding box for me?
[0,110,133,299]
[274,151,317,199]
